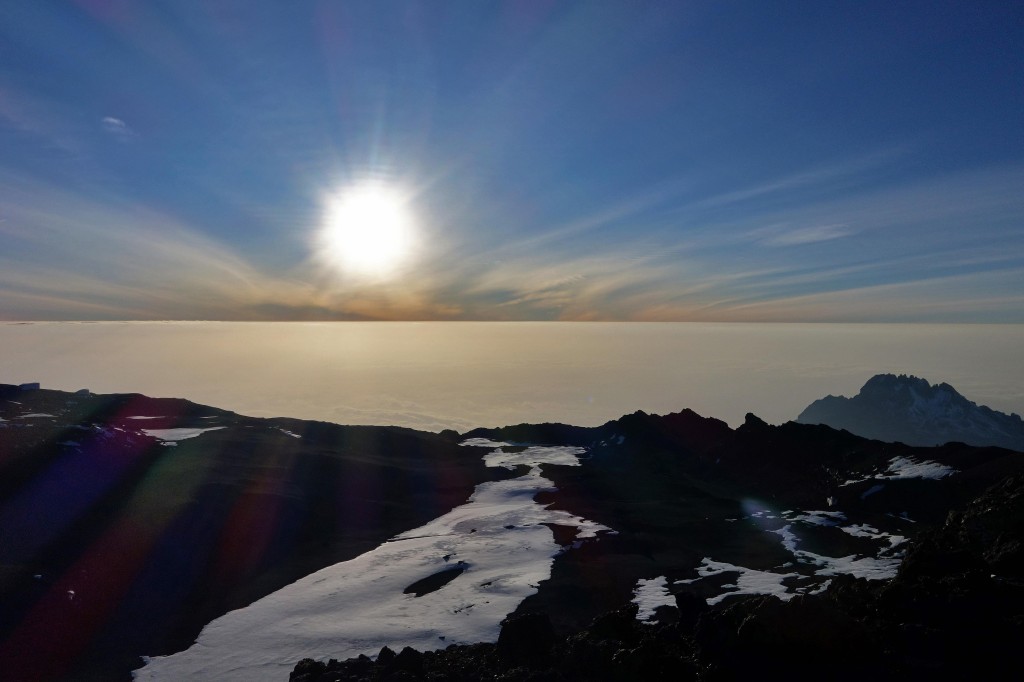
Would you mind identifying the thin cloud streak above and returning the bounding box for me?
[721,269,1024,323]
[756,223,855,246]
[689,147,911,213]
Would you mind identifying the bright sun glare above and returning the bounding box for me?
[320,183,417,278]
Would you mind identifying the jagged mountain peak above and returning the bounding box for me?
[797,374,1024,451]
[860,373,962,401]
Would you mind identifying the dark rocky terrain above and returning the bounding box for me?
[2,381,1023,680]
[292,402,1024,680]
[463,408,1024,635]
[798,373,1024,451]
[291,471,1024,681]
[0,384,495,681]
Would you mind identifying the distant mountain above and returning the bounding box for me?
[797,373,1024,451]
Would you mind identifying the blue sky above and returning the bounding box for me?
[1,1,1022,321]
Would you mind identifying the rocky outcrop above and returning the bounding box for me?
[0,385,493,681]
[465,401,1024,637]
[292,474,1024,681]
[797,373,1024,450]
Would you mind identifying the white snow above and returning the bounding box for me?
[127,416,165,420]
[772,525,801,553]
[687,509,908,603]
[839,524,906,549]
[632,576,674,622]
[277,428,301,439]
[141,427,225,441]
[842,455,956,488]
[17,413,55,418]
[783,510,846,526]
[135,441,610,681]
[801,553,902,580]
[773,524,903,581]
[461,437,512,448]
[880,456,956,480]
[482,444,585,469]
[679,559,799,605]
[838,523,881,539]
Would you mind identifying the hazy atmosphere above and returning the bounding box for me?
[2,1,1022,322]
[4,321,1022,431]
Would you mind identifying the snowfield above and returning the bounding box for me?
[135,441,610,681]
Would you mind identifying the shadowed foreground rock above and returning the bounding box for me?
[292,474,1024,681]
[0,385,495,681]
[291,608,697,681]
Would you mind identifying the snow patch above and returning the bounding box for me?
[880,456,956,480]
[839,524,906,549]
[800,553,902,581]
[783,510,846,527]
[461,437,512,448]
[772,525,801,553]
[679,559,799,605]
[774,524,903,581]
[842,455,956,488]
[632,576,674,622]
[481,444,585,469]
[142,427,225,441]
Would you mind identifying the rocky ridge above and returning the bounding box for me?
[2,382,1023,680]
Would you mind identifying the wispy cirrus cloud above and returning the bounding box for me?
[100,116,138,141]
[752,223,856,246]
[0,88,83,155]
[717,269,1024,323]
[1,153,1022,322]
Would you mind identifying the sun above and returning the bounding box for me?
[319,183,418,278]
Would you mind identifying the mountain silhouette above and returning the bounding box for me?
[797,374,1024,451]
